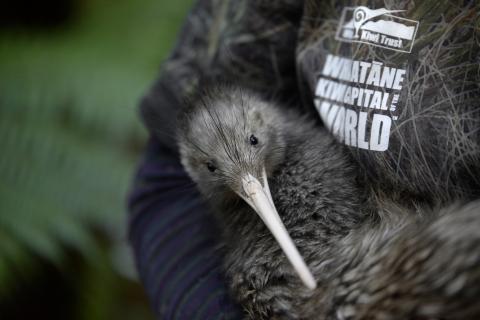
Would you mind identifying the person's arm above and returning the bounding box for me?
[128,136,243,319]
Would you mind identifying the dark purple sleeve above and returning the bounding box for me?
[128,136,243,319]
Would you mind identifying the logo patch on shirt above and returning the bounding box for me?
[335,6,419,53]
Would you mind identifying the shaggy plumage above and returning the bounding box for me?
[177,85,480,319]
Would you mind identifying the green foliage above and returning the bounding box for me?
[0,0,193,317]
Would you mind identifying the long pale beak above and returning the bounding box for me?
[237,169,317,290]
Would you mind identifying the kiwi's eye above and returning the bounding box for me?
[206,161,216,172]
[249,135,258,146]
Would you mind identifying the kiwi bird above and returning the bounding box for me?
[177,85,480,319]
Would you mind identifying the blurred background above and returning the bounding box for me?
[0,0,192,318]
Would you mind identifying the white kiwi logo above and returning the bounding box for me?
[336,6,419,53]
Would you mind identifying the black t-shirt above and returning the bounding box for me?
[141,0,480,203]
[297,0,480,202]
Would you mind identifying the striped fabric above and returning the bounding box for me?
[128,137,243,319]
